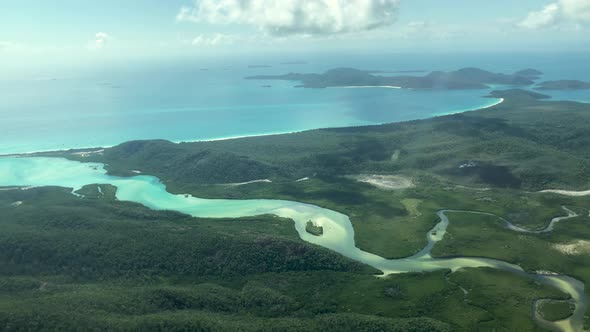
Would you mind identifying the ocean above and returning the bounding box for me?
[1,52,588,154]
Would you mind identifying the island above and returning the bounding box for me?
[535,80,590,90]
[514,68,543,79]
[248,65,272,68]
[246,67,541,90]
[305,221,324,236]
[281,61,308,65]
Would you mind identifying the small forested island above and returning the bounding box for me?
[246,67,542,90]
[306,221,324,236]
[535,80,590,90]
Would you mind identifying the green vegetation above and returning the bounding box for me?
[431,204,590,277]
[53,90,590,193]
[306,221,324,236]
[74,184,117,200]
[449,268,568,331]
[537,300,576,322]
[2,187,569,331]
[0,187,368,280]
[13,90,590,330]
[38,90,590,259]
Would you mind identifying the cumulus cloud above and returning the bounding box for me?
[561,0,590,21]
[177,0,400,36]
[518,3,561,29]
[518,0,590,29]
[88,32,111,50]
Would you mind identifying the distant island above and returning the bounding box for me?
[281,61,308,65]
[246,67,542,90]
[514,68,543,79]
[383,70,428,74]
[248,65,272,68]
[535,80,590,90]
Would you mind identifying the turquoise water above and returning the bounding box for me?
[0,156,586,332]
[1,53,588,154]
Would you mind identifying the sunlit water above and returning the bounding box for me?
[1,53,588,154]
[0,156,586,331]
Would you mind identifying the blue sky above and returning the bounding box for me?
[1,0,588,69]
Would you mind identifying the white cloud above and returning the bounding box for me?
[89,32,111,50]
[177,0,400,36]
[518,0,590,29]
[192,33,236,46]
[561,0,590,21]
[0,41,15,51]
[518,3,561,29]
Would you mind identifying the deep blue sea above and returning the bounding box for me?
[1,52,588,154]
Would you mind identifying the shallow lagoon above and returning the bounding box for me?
[0,156,586,331]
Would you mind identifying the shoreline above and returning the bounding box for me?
[430,98,504,117]
[0,97,503,157]
[329,85,402,89]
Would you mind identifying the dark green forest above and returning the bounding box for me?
[4,89,590,331]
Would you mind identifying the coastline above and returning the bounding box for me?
[185,130,307,144]
[0,97,503,157]
[329,85,402,89]
[431,97,504,117]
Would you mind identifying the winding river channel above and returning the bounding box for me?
[0,157,586,332]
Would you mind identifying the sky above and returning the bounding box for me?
[1,0,589,70]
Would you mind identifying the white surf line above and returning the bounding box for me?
[431,98,505,117]
[71,149,105,158]
[479,98,504,110]
[190,131,304,144]
[0,186,33,191]
[296,177,310,182]
[0,96,506,157]
[329,85,402,89]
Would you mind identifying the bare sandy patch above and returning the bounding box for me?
[351,174,414,190]
[401,199,422,219]
[552,240,590,256]
[71,149,104,158]
[222,179,272,186]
